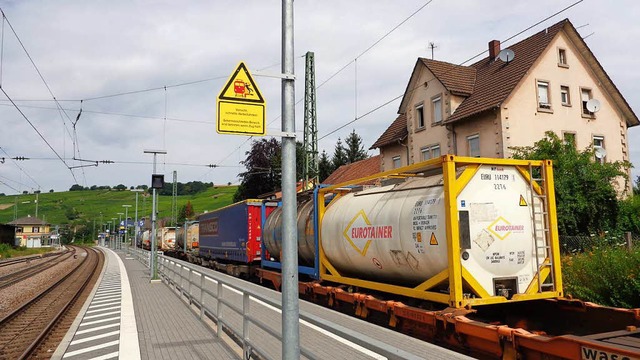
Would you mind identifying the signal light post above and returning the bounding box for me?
[144,149,167,282]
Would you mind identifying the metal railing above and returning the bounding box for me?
[127,246,427,360]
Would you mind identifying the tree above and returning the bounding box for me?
[318,150,332,182]
[49,189,54,193]
[114,184,127,191]
[234,138,282,201]
[178,201,195,223]
[344,129,368,164]
[634,176,640,195]
[331,138,348,171]
[511,131,630,236]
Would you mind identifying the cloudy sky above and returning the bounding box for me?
[0,0,638,194]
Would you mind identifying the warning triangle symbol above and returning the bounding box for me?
[218,62,265,103]
[429,232,438,245]
[519,195,528,206]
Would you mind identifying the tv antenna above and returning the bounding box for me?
[595,147,607,159]
[498,49,515,63]
[428,42,437,60]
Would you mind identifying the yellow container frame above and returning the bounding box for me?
[317,155,563,308]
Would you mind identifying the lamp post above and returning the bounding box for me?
[111,218,117,249]
[144,149,167,281]
[117,212,124,250]
[122,205,132,249]
[131,189,144,248]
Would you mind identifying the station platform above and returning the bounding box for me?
[54,247,472,359]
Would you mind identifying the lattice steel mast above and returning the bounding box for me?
[303,51,318,189]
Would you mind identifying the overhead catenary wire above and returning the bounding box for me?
[1,88,77,183]
[319,0,585,141]
[0,147,41,189]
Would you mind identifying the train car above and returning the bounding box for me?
[157,227,176,250]
[175,222,199,251]
[141,230,150,250]
[196,200,275,276]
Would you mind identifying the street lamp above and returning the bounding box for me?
[122,205,132,249]
[117,212,124,250]
[111,218,117,248]
[131,189,144,248]
[144,149,167,281]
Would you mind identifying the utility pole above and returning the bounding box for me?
[171,171,177,227]
[132,189,144,248]
[303,51,318,189]
[281,1,299,359]
[144,149,167,281]
[117,212,124,250]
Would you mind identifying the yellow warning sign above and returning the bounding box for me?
[519,195,528,206]
[429,232,438,245]
[216,62,266,136]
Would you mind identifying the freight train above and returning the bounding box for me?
[165,156,640,360]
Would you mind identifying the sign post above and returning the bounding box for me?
[216,62,266,136]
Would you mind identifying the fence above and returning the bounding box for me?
[560,232,639,254]
[126,246,427,360]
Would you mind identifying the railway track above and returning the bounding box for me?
[0,246,101,359]
[0,249,69,268]
[0,248,74,289]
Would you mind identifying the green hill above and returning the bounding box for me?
[0,186,238,227]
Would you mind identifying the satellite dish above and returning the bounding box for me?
[498,49,515,63]
[595,147,607,159]
[586,98,601,113]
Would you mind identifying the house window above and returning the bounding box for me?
[415,105,425,129]
[537,80,551,110]
[563,132,576,147]
[16,227,23,233]
[558,48,568,67]
[581,88,594,116]
[432,96,442,124]
[467,135,480,158]
[593,135,605,163]
[392,156,401,169]
[560,85,571,106]
[32,227,40,233]
[421,144,441,161]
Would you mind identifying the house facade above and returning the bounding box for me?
[8,216,50,247]
[371,19,638,193]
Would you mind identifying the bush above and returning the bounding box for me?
[0,244,12,258]
[562,244,640,308]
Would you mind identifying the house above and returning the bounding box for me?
[8,216,50,247]
[322,155,382,186]
[371,19,638,193]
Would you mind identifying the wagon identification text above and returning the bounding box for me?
[343,210,394,256]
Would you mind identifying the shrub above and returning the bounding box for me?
[562,244,640,308]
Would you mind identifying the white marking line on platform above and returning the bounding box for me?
[70,330,120,345]
[87,352,119,360]
[88,301,120,310]
[254,297,386,360]
[79,316,120,327]
[86,305,121,314]
[91,298,121,305]
[63,340,119,358]
[75,323,120,335]
[98,283,120,288]
[83,310,121,320]
[116,250,141,359]
[95,290,122,296]
[92,294,121,302]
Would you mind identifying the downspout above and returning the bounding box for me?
[397,137,409,165]
[446,123,457,155]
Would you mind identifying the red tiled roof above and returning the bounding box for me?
[421,59,476,96]
[369,114,407,149]
[446,20,567,123]
[323,155,381,185]
[8,216,48,226]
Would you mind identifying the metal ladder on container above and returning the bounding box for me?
[529,163,555,293]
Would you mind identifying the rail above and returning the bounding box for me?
[127,246,423,360]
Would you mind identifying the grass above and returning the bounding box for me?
[0,243,56,259]
[0,186,238,227]
[562,244,640,308]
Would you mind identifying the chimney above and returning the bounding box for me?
[488,40,501,60]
